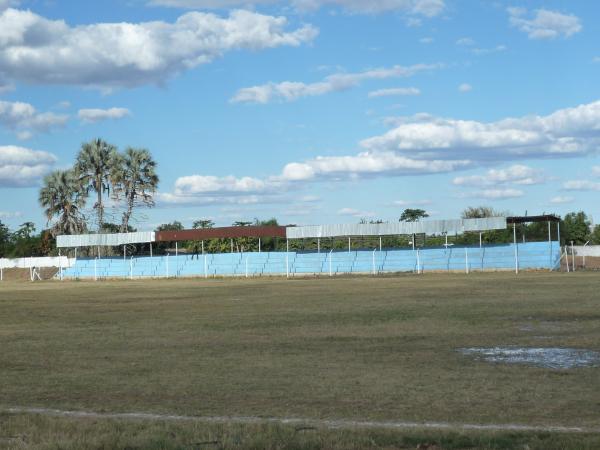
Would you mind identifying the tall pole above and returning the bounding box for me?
[286,239,289,278]
[412,233,415,251]
[123,245,126,261]
[571,241,576,271]
[150,243,153,259]
[175,242,178,278]
[379,236,382,252]
[348,237,351,254]
[202,240,204,255]
[513,223,519,274]
[317,238,320,253]
[231,239,234,253]
[258,238,261,253]
[548,221,552,270]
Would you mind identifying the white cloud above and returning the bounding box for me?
[460,188,524,200]
[550,196,573,204]
[78,108,131,124]
[280,151,470,181]
[594,57,600,63]
[458,83,472,92]
[231,63,441,103]
[0,145,57,187]
[563,180,600,191]
[0,8,317,90]
[0,0,18,11]
[471,45,506,56]
[453,165,545,187]
[419,37,434,44]
[0,100,68,137]
[592,166,600,176]
[361,100,600,162]
[0,210,22,219]
[174,174,278,196]
[368,87,420,98]
[393,199,431,206]
[338,207,375,218]
[456,37,474,46]
[150,0,446,17]
[508,7,582,40]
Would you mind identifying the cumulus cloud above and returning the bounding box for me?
[361,100,600,162]
[592,166,600,176]
[458,83,472,93]
[563,180,600,191]
[0,210,22,219]
[0,100,68,138]
[460,188,524,200]
[471,45,506,56]
[368,87,420,98]
[0,145,57,187]
[550,196,573,204]
[508,7,582,40]
[338,207,375,218]
[0,8,317,90]
[456,37,474,46]
[150,0,446,16]
[231,63,440,103]
[78,108,131,124]
[393,199,431,206]
[453,165,546,187]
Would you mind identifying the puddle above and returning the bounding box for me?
[459,347,600,369]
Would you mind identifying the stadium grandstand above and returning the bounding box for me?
[41,215,563,280]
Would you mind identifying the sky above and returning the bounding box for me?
[0,0,599,231]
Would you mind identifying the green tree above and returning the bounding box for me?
[74,138,118,230]
[193,219,215,229]
[591,225,600,245]
[112,147,159,233]
[561,211,591,245]
[0,220,12,257]
[461,206,505,219]
[39,170,87,237]
[400,209,429,222]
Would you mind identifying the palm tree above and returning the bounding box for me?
[113,147,159,232]
[39,170,87,236]
[74,138,119,230]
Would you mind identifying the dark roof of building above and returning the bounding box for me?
[506,215,560,224]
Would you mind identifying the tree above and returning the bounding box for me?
[193,219,215,229]
[39,170,87,237]
[461,206,504,219]
[591,225,600,245]
[0,220,11,257]
[561,211,591,245]
[400,209,429,222]
[112,147,159,232]
[74,138,118,230]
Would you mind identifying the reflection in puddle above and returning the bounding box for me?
[460,347,600,369]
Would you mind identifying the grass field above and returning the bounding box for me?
[1,273,600,449]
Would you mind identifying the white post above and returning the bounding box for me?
[175,242,178,277]
[286,239,289,278]
[245,257,248,278]
[94,257,97,281]
[166,254,169,278]
[231,239,234,253]
[348,237,351,254]
[571,241,575,271]
[58,249,63,281]
[150,243,153,259]
[372,249,376,275]
[317,238,320,253]
[583,241,590,269]
[548,221,552,269]
[202,240,205,255]
[416,248,421,274]
[513,223,519,274]
[97,246,100,258]
[123,245,126,261]
[564,248,570,272]
[479,233,482,249]
[557,221,561,245]
[445,233,448,248]
[258,238,261,253]
[379,236,382,252]
[412,233,415,251]
[465,247,469,274]
[74,248,77,259]
[204,253,208,278]
[329,249,333,276]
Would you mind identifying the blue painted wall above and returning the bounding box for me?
[60,241,561,279]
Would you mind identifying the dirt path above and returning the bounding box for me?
[4,407,599,434]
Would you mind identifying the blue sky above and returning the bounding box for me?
[0,0,599,230]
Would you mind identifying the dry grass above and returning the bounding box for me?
[1,272,599,448]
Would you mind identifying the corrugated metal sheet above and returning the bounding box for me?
[286,217,507,239]
[156,226,287,242]
[57,232,155,248]
[0,256,73,269]
[572,245,600,257]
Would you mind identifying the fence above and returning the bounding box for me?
[57,241,560,280]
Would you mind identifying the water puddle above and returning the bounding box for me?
[459,347,600,369]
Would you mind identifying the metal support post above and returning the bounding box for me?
[175,242,178,277]
[379,236,382,252]
[317,238,320,253]
[548,221,552,269]
[557,221,561,245]
[571,241,575,271]
[286,239,289,278]
[513,223,519,274]
[258,238,261,253]
[416,249,421,274]
[412,233,415,251]
[150,243,153,258]
[123,245,126,261]
[202,240,205,255]
[348,237,351,253]
[479,233,482,248]
[231,239,234,253]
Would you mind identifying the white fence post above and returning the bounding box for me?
[416,249,421,274]
[571,241,575,271]
[286,239,289,278]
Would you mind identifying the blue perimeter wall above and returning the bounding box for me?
[61,241,560,279]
